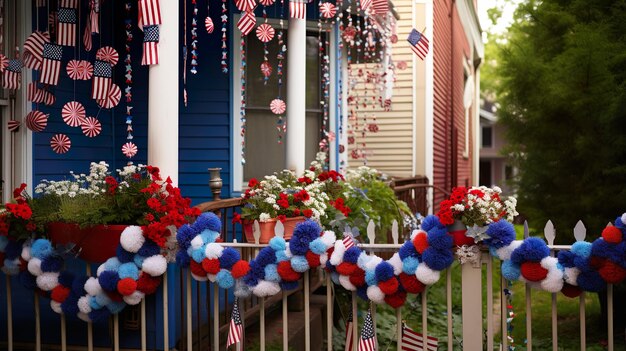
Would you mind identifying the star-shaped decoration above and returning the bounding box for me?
[221,14,228,22]
[466,224,490,243]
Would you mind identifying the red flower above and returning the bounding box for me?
[105,176,118,194]
[293,209,301,216]
[277,215,287,223]
[26,222,37,232]
[145,213,155,222]
[232,213,242,224]
[0,216,9,236]
[297,177,313,184]
[302,209,313,218]
[132,173,142,180]
[13,183,27,199]
[469,189,485,198]
[294,190,310,202]
[277,193,290,208]
[248,178,259,188]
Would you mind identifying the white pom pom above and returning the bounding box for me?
[387,253,403,275]
[50,301,62,314]
[207,274,217,282]
[621,213,626,224]
[123,291,145,305]
[36,272,59,291]
[234,280,251,298]
[357,252,370,269]
[84,277,102,296]
[77,312,91,322]
[540,256,558,269]
[120,226,145,253]
[364,256,382,271]
[497,240,523,261]
[205,243,224,259]
[415,264,440,285]
[541,268,564,292]
[190,235,204,249]
[78,296,92,314]
[339,275,356,291]
[319,253,328,266]
[321,231,336,247]
[191,272,208,281]
[564,267,579,286]
[21,246,32,261]
[251,280,281,297]
[330,240,346,266]
[284,247,293,259]
[366,286,385,304]
[142,255,167,277]
[28,257,43,276]
[96,263,106,276]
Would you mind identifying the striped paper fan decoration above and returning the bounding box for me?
[77,60,94,79]
[0,54,9,73]
[25,110,49,132]
[235,0,257,12]
[270,98,286,115]
[81,117,102,138]
[259,0,275,5]
[96,46,119,66]
[260,62,272,77]
[122,142,138,158]
[205,17,215,34]
[256,24,275,43]
[319,3,336,18]
[96,84,122,109]
[66,60,81,79]
[8,120,20,132]
[61,101,86,127]
[50,134,71,154]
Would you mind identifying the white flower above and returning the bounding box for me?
[259,213,271,222]
[264,197,276,205]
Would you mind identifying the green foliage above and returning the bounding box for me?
[495,0,626,238]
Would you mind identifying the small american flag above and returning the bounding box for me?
[57,0,78,47]
[344,310,354,351]
[92,60,112,99]
[407,29,429,60]
[141,25,160,65]
[343,234,355,250]
[371,0,388,15]
[3,59,23,90]
[40,43,63,86]
[360,0,372,12]
[401,324,438,351]
[358,309,377,351]
[138,0,162,28]
[227,298,244,348]
[290,0,306,19]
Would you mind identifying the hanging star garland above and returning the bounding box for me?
[274,0,287,144]
[190,0,198,74]
[240,36,247,164]
[124,0,136,159]
[220,0,228,73]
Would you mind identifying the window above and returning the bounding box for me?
[479,160,492,187]
[481,126,493,148]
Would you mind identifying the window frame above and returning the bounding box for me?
[481,125,493,148]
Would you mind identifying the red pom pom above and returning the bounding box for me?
[190,260,206,277]
[598,260,626,284]
[561,283,582,298]
[378,277,399,295]
[51,285,71,303]
[277,261,301,282]
[399,272,425,294]
[349,268,366,287]
[202,258,221,275]
[520,262,548,282]
[384,289,407,308]
[19,257,28,271]
[589,256,605,270]
[412,232,429,254]
[306,251,321,268]
[602,226,623,244]
[231,260,250,279]
[137,273,162,295]
[106,290,124,302]
[336,262,357,276]
[449,230,475,247]
[117,277,138,296]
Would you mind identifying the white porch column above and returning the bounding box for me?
[286,13,307,174]
[148,0,179,185]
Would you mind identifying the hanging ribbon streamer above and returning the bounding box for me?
[190,0,198,74]
[220,0,228,73]
[240,36,247,164]
[124,0,136,158]
[273,0,286,144]
[318,2,331,154]
[182,0,188,105]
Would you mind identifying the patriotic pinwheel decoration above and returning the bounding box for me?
[96,46,120,66]
[270,99,286,115]
[260,62,272,78]
[7,120,20,132]
[259,0,275,5]
[97,84,122,109]
[81,117,102,138]
[66,60,93,80]
[25,110,49,133]
[205,17,215,34]
[235,0,257,12]
[50,134,71,154]
[122,142,138,158]
[319,3,336,19]
[0,54,8,73]
[62,101,86,127]
[256,24,275,43]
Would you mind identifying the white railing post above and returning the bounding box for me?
[460,255,483,350]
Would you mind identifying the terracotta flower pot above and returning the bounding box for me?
[243,216,306,244]
[47,222,128,263]
[447,219,475,247]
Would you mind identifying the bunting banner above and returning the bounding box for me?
[141,25,160,65]
[57,0,78,47]
[40,43,63,86]
[92,60,113,99]
[3,59,23,90]
[289,0,306,19]
[23,31,50,70]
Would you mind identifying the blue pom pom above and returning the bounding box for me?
[427,228,453,250]
[104,258,121,271]
[356,286,369,301]
[293,220,322,242]
[343,247,361,264]
[291,255,309,272]
[0,236,8,251]
[116,245,134,263]
[119,263,140,280]
[137,239,160,257]
[577,270,606,292]
[94,293,112,307]
[510,237,550,264]
[217,269,235,289]
[107,301,126,314]
[72,276,88,295]
[219,248,241,269]
[501,260,520,280]
[280,280,299,291]
[309,239,327,255]
[422,248,454,271]
[557,250,576,268]
[58,271,75,287]
[61,296,80,316]
[134,255,146,268]
[31,239,53,259]
[402,257,420,274]
[98,271,120,292]
[288,234,310,256]
[249,261,266,279]
[326,260,336,273]
[275,250,290,262]
[571,242,592,258]
[421,215,443,232]
[255,248,277,267]
[489,246,500,259]
[264,264,281,282]
[200,229,220,244]
[615,216,624,229]
[41,255,64,272]
[176,224,195,250]
[193,212,221,233]
[375,262,394,282]
[269,237,286,251]
[89,296,102,309]
[19,271,37,290]
[399,241,417,260]
[243,274,259,287]
[5,241,22,260]
[484,221,516,249]
[365,270,377,286]
[591,239,613,260]
[176,251,190,267]
[89,308,110,323]
[192,247,206,263]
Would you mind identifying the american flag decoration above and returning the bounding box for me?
[96,84,122,109]
[96,46,120,66]
[205,17,215,34]
[83,0,101,52]
[62,101,86,127]
[227,298,244,348]
[0,54,8,73]
[23,31,50,70]
[57,0,78,47]
[407,29,429,60]
[121,142,138,158]
[50,134,71,154]
[270,98,286,115]
[237,12,256,36]
[289,0,306,19]
[256,24,275,43]
[25,110,49,132]
[401,324,438,351]
[319,3,336,19]
[40,43,63,86]
[3,59,23,90]
[344,311,355,351]
[81,117,102,138]
[360,0,372,12]
[343,234,355,249]
[358,308,377,351]
[7,120,20,132]
[235,0,257,12]
[92,60,113,100]
[371,0,388,14]
[141,25,160,65]
[138,0,162,28]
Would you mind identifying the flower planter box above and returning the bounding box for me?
[47,222,128,263]
[448,219,475,247]
[243,216,305,244]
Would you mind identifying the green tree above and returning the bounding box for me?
[496,0,626,238]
